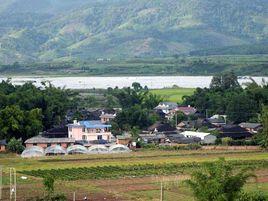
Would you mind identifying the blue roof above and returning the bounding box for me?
[79,121,111,129]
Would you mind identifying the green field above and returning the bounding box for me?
[1,55,268,76]
[151,88,195,103]
[1,150,268,201]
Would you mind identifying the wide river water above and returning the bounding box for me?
[0,76,267,89]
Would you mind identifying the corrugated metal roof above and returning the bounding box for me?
[80,121,112,129]
[25,136,75,144]
[69,120,112,129]
[181,131,212,140]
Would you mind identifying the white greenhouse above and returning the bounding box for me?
[109,144,131,153]
[88,145,109,154]
[45,145,67,155]
[21,146,44,158]
[67,145,88,154]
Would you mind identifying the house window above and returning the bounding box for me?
[97,135,102,140]
[82,135,87,140]
[33,143,37,146]
[69,127,72,132]
[82,127,86,132]
[47,143,51,147]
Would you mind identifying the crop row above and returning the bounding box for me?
[20,160,268,181]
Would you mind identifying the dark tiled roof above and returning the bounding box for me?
[43,126,68,137]
[207,118,226,124]
[218,125,253,139]
[148,122,176,132]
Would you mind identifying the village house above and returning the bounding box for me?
[166,133,201,144]
[0,139,7,152]
[25,136,75,148]
[177,121,196,130]
[154,102,178,119]
[239,122,262,134]
[116,133,132,145]
[139,133,166,144]
[68,120,113,142]
[218,125,253,140]
[181,131,217,144]
[177,105,197,116]
[147,121,176,133]
[100,112,116,123]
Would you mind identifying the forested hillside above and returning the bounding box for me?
[0,0,267,63]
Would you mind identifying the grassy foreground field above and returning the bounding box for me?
[150,88,195,103]
[1,150,268,201]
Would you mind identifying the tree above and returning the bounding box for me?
[226,93,257,123]
[186,158,254,201]
[7,138,25,153]
[258,106,268,148]
[210,72,240,90]
[0,105,24,140]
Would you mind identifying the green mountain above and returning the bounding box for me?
[0,0,268,63]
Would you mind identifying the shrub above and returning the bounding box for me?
[43,175,55,194]
[7,138,25,153]
[221,137,233,146]
[186,158,255,201]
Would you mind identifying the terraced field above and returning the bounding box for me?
[0,150,268,200]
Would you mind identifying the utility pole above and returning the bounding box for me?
[0,166,2,200]
[73,192,76,201]
[175,112,178,126]
[10,168,16,201]
[160,182,164,201]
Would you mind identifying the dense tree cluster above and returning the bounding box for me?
[0,79,74,141]
[107,82,162,135]
[183,72,268,123]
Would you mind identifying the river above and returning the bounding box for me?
[0,76,267,89]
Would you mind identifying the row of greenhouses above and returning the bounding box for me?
[21,144,131,158]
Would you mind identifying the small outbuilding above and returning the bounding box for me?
[116,133,132,145]
[0,139,7,152]
[181,131,217,144]
[25,136,75,148]
[239,123,262,134]
[218,125,253,140]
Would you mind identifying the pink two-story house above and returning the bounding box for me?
[68,120,113,142]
